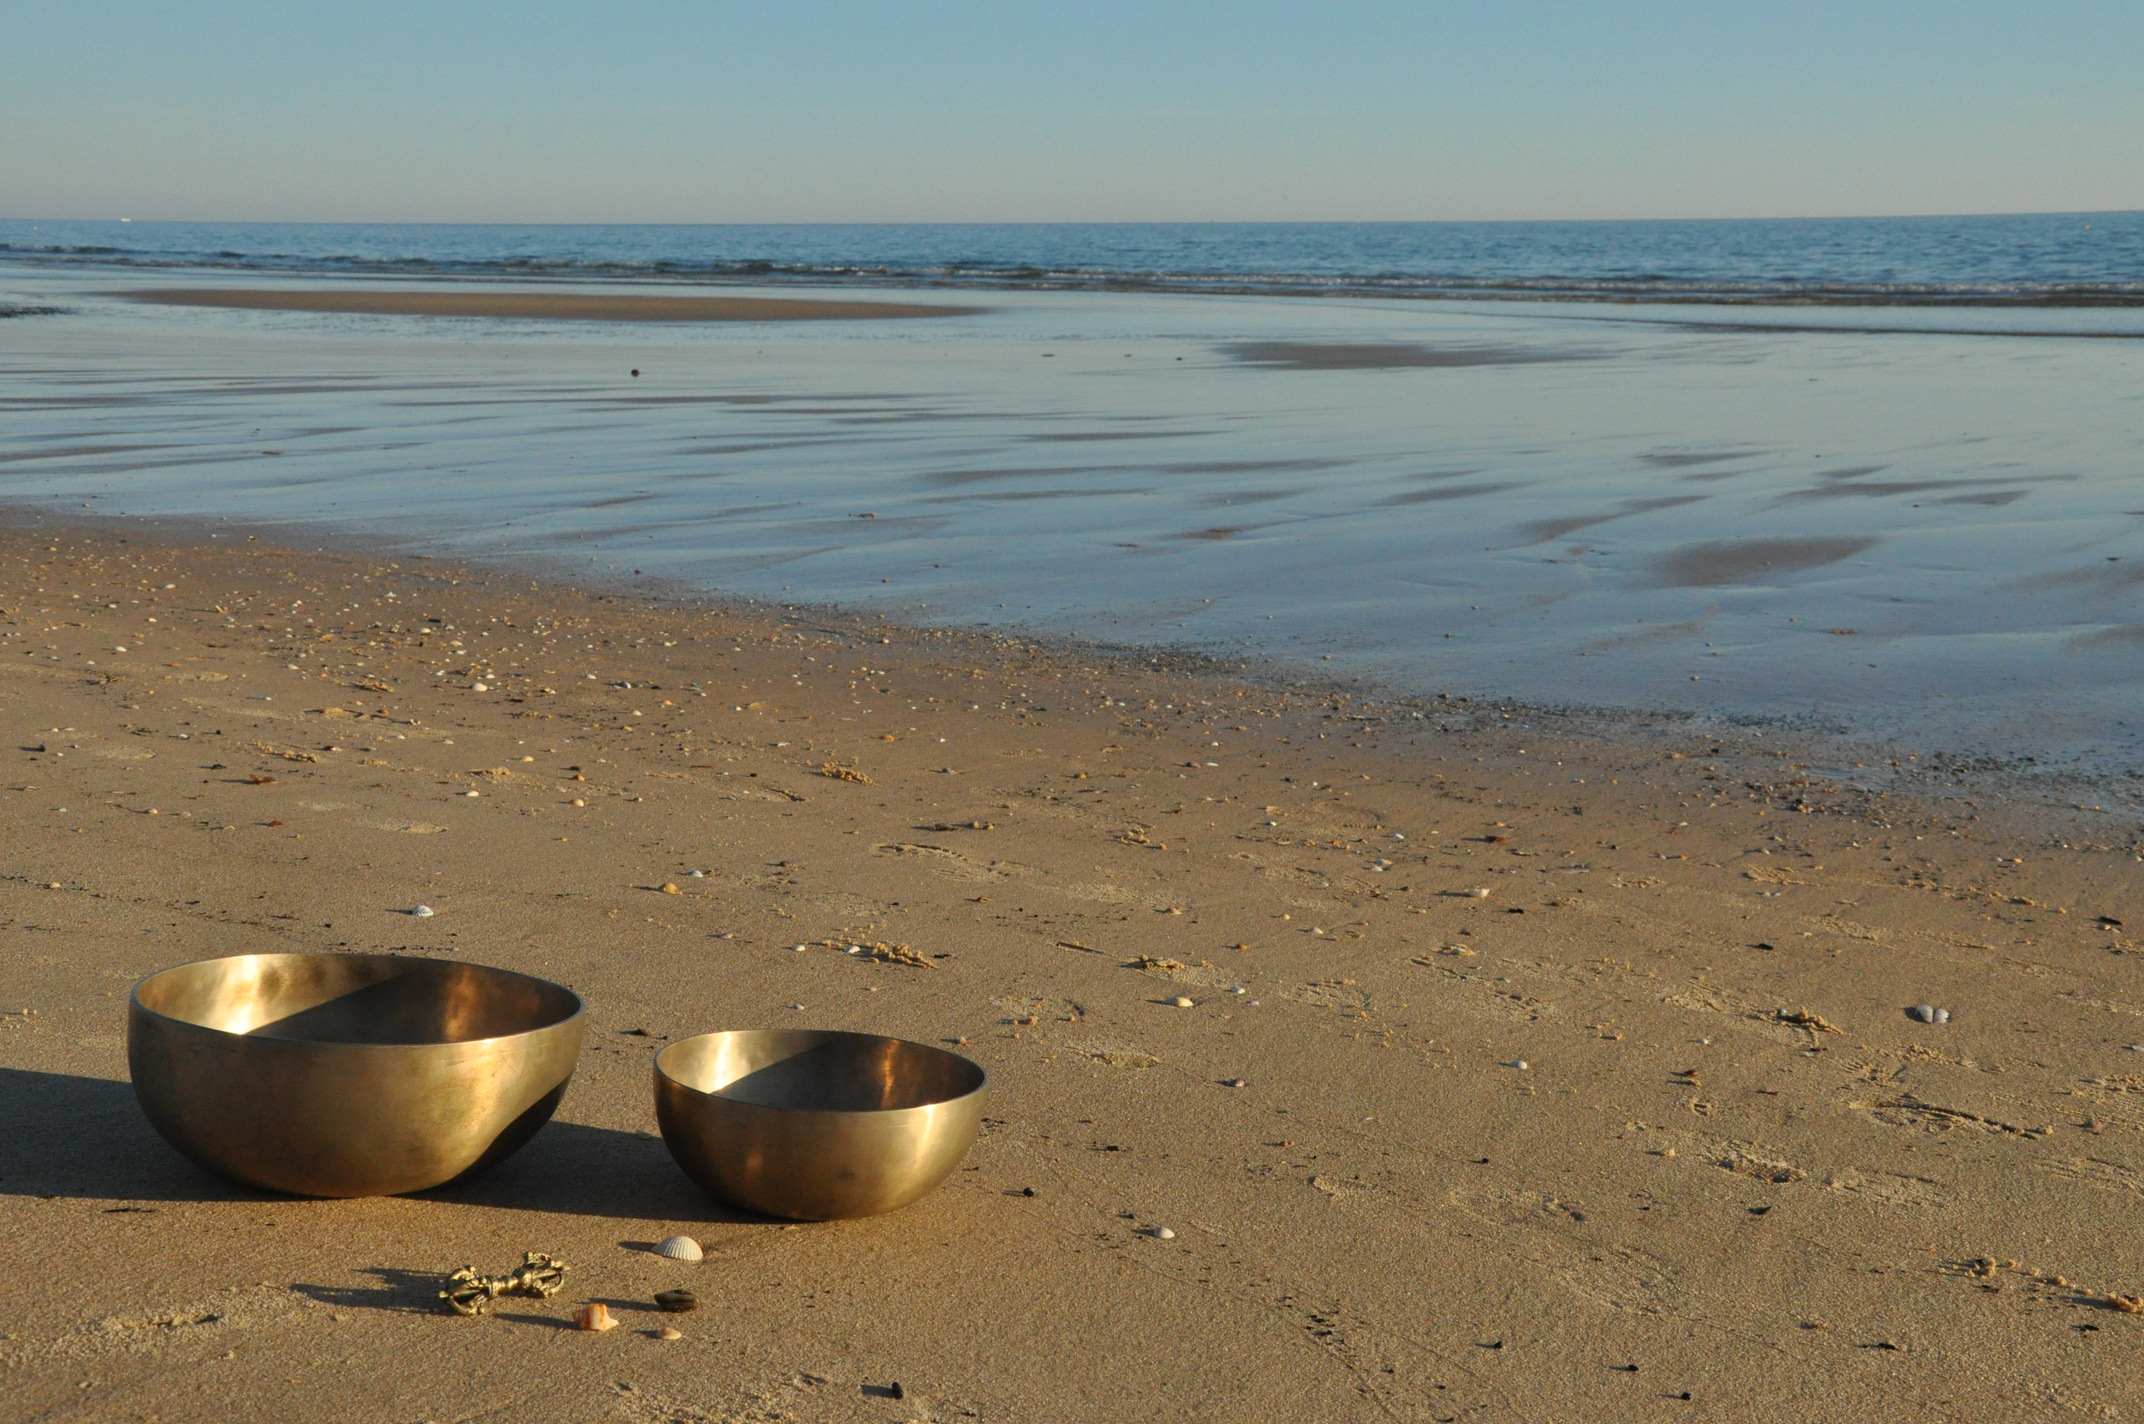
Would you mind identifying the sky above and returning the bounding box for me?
[3,2,2139,224]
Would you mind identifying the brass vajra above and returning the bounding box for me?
[440,1252,570,1316]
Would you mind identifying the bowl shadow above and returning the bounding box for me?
[0,1067,268,1204]
[0,1067,757,1222]
[413,1119,765,1224]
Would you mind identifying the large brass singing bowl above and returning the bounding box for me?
[654,1030,985,1220]
[128,953,583,1198]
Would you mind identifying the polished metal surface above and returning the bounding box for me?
[654,1029,985,1220]
[128,953,583,1197]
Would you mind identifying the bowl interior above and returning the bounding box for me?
[134,954,580,1045]
[661,1030,983,1114]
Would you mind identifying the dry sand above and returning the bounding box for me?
[118,289,981,322]
[4,523,2142,1422]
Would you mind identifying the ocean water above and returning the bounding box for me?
[3,214,2142,306]
[3,218,2142,787]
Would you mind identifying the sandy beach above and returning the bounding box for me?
[4,520,2142,1421]
[119,289,981,322]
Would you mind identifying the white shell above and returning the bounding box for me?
[1466,887,1491,898]
[653,1235,703,1262]
[1170,996,1195,1008]
[411,905,434,918]
[1909,1004,1950,1024]
[1153,1226,1176,1240]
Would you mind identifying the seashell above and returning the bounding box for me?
[1152,1226,1176,1240]
[659,1326,683,1340]
[1170,996,1195,1009]
[654,1289,698,1313]
[471,683,489,692]
[1466,887,1492,898]
[574,1302,617,1332]
[1908,1004,1951,1024]
[688,869,707,878]
[660,883,681,894]
[652,1234,703,1262]
[411,905,434,918]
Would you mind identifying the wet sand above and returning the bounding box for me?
[119,288,981,321]
[4,522,2143,1421]
[9,275,2144,775]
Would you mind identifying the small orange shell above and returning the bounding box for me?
[575,1302,617,1332]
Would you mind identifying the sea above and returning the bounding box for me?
[3,215,2142,791]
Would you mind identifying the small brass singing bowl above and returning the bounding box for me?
[654,1030,985,1220]
[128,953,583,1198]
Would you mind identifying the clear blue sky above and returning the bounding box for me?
[4,1,2138,223]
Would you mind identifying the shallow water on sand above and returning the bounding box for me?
[3,269,2142,781]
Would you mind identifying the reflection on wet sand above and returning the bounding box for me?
[1377,483,1527,507]
[1649,536,1883,588]
[1520,495,1710,544]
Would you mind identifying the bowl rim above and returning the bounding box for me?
[654,1027,986,1116]
[129,951,584,1049]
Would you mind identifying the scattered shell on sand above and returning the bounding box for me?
[1513,1060,1530,1071]
[471,683,489,692]
[574,1302,617,1332]
[660,883,681,894]
[659,1326,683,1340]
[1170,996,1195,1008]
[410,905,434,918]
[1908,1004,1952,1024]
[1466,887,1492,899]
[653,1289,698,1313]
[1226,1078,1248,1088]
[688,869,707,877]
[1152,1227,1176,1240]
[653,1235,703,1262]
